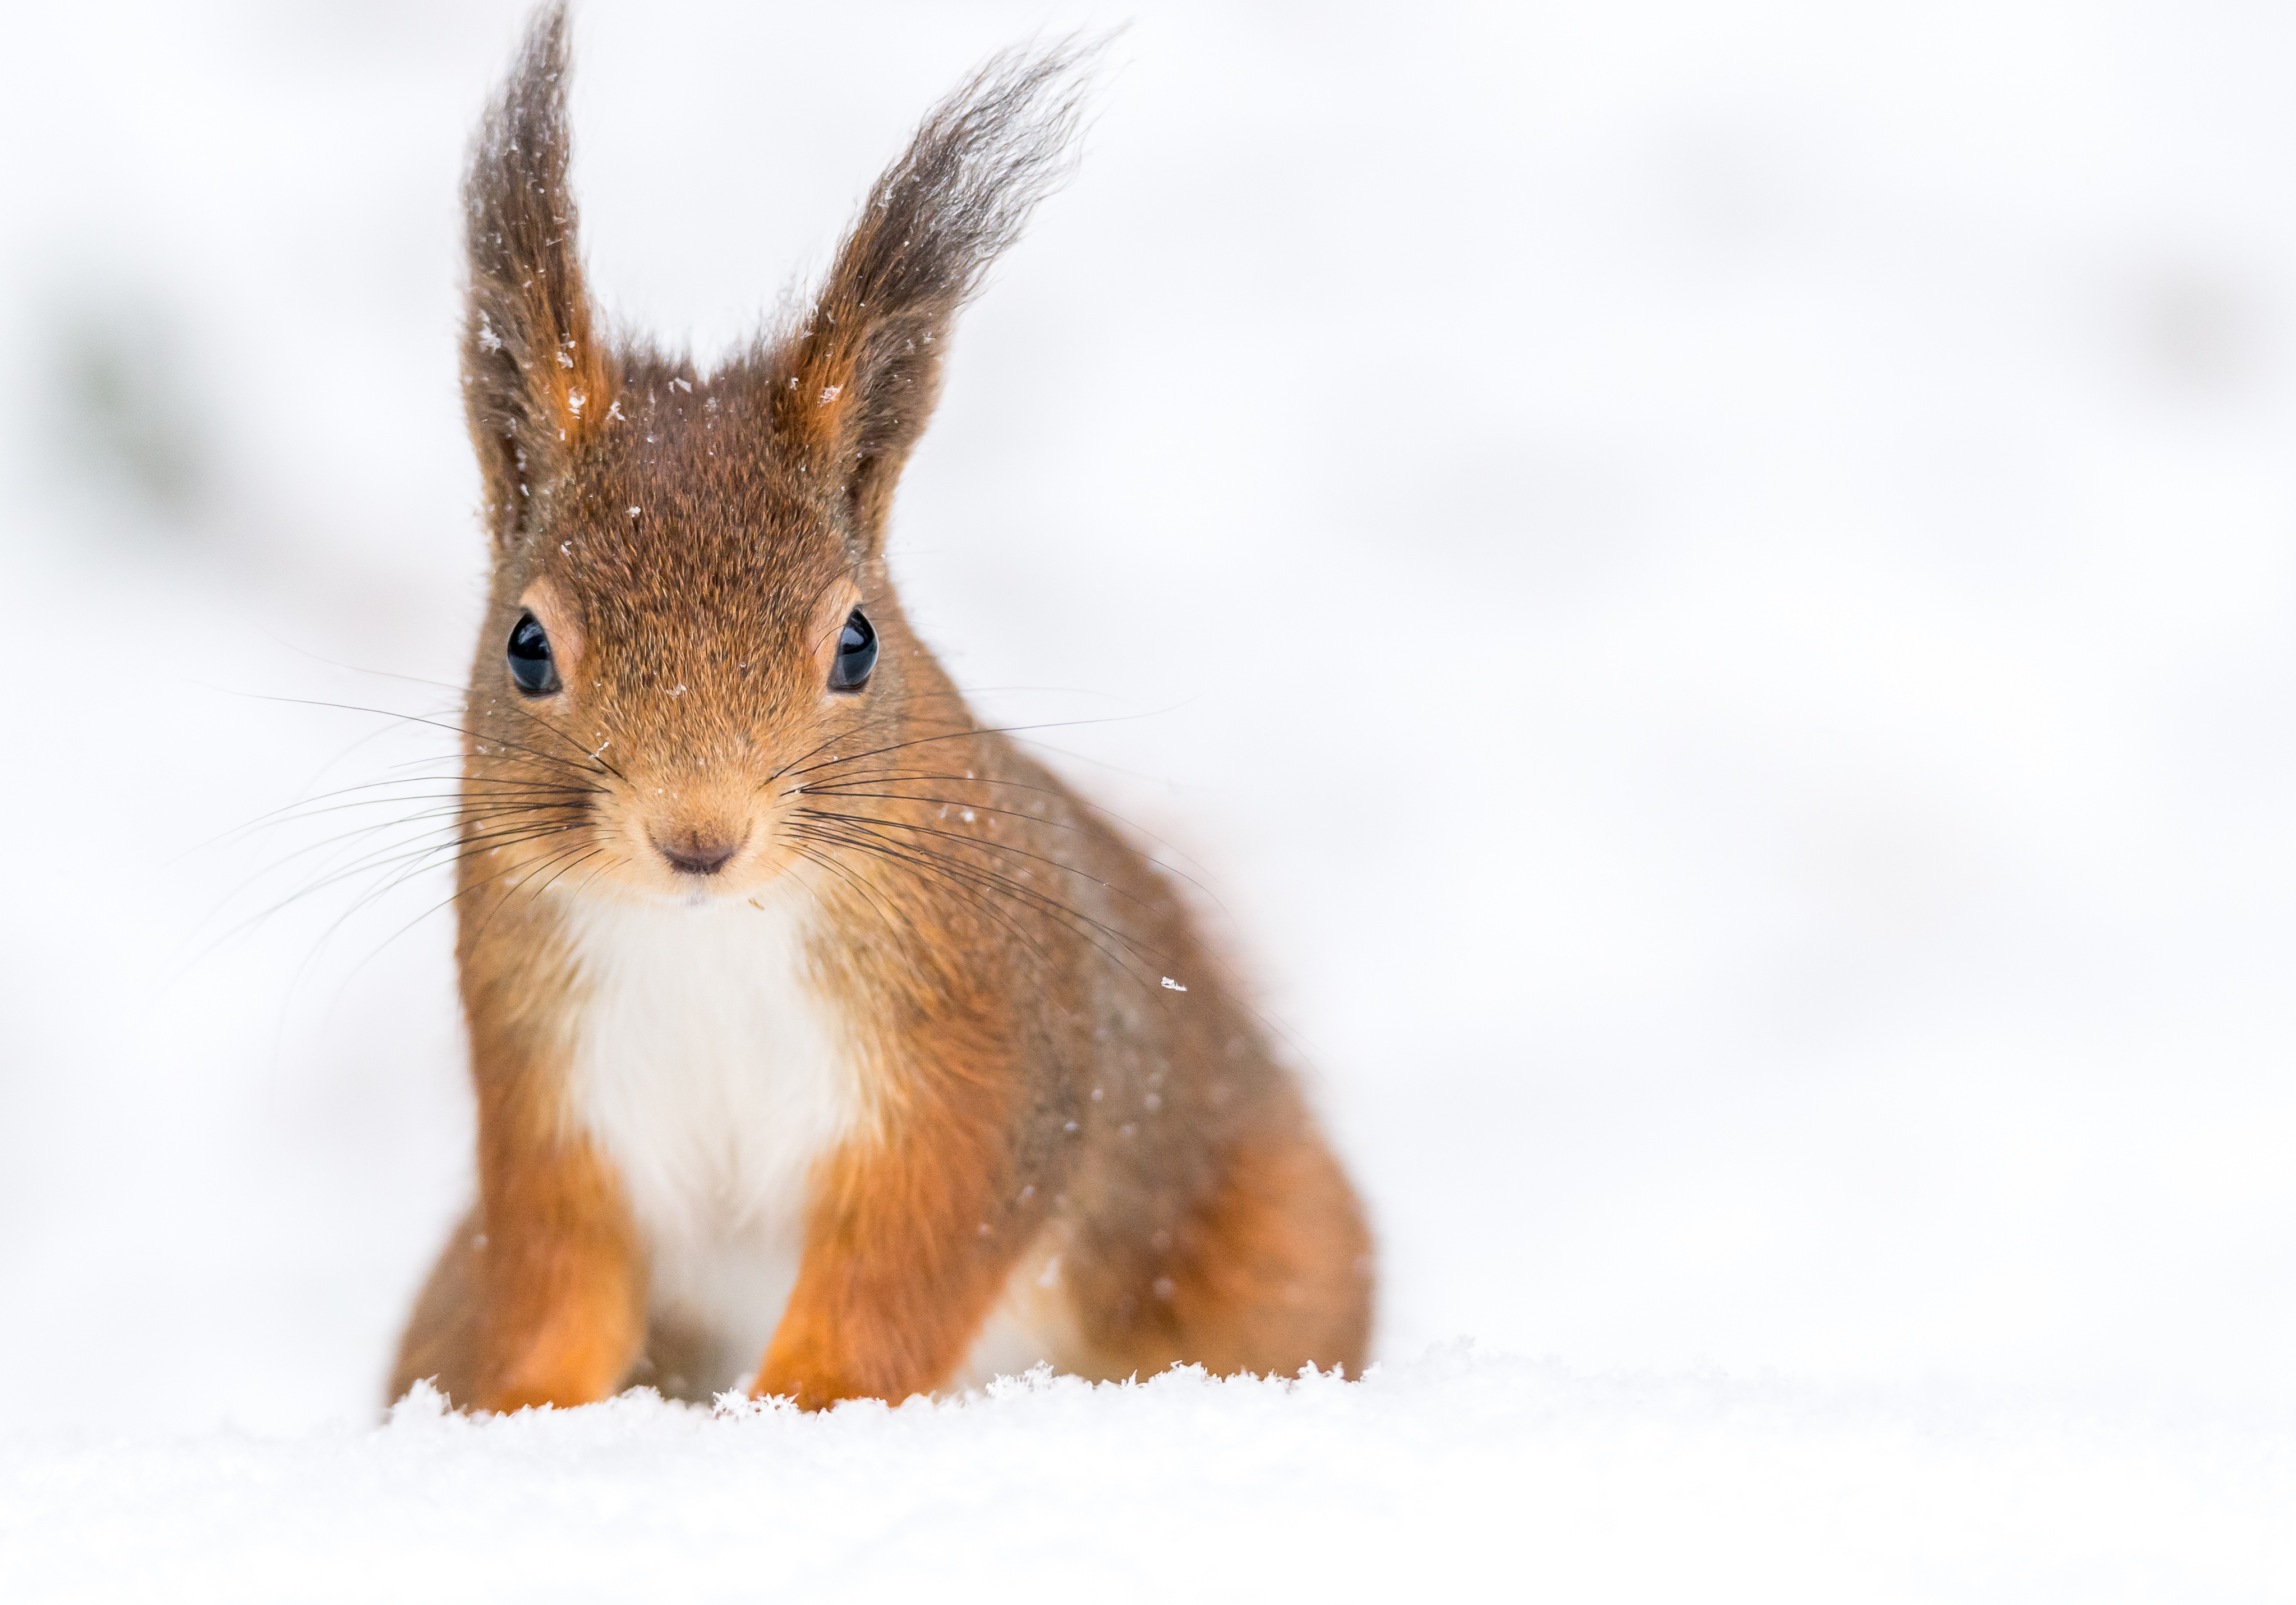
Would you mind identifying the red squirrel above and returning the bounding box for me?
[389,4,1373,1413]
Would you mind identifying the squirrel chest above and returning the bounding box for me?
[558,891,861,1392]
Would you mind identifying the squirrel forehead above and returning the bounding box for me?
[517,398,853,621]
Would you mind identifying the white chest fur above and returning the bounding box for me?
[558,889,862,1392]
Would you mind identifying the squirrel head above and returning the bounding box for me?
[457,6,1093,905]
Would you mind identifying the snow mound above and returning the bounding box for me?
[3,1350,2289,1602]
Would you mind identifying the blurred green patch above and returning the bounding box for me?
[43,291,208,520]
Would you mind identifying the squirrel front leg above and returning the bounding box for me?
[756,1088,1032,1410]
[464,1073,646,1413]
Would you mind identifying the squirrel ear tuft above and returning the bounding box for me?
[769,38,1105,553]
[462,2,617,549]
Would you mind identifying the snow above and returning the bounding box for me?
[3,0,2296,1597]
[10,1355,2294,1602]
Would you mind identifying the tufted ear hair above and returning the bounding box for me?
[462,3,618,550]
[767,40,1101,555]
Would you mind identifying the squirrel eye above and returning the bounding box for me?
[506,611,560,696]
[828,608,877,692]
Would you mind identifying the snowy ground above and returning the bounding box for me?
[11,1355,2296,1602]
[4,1,2296,1597]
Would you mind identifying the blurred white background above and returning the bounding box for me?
[2,0,2293,1436]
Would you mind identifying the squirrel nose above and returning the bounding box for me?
[653,829,744,876]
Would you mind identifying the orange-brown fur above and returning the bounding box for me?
[388,6,1372,1413]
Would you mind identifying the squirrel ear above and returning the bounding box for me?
[769,40,1101,555]
[462,3,616,550]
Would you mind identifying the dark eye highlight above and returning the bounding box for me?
[506,611,560,696]
[829,608,877,692]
